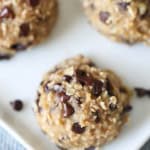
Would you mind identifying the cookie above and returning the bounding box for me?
[0,0,58,58]
[83,0,150,44]
[34,55,132,150]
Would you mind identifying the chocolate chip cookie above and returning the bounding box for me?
[34,55,132,150]
[83,0,150,44]
[0,0,58,59]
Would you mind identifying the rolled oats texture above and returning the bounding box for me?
[34,55,132,150]
[83,0,150,44]
[0,0,58,59]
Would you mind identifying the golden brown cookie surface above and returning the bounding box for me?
[34,55,132,150]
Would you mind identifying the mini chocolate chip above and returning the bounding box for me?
[0,7,15,20]
[76,69,93,86]
[106,79,114,96]
[63,103,74,118]
[109,103,117,111]
[53,83,63,92]
[134,88,147,97]
[118,2,130,11]
[76,69,86,79]
[72,122,86,134]
[10,100,23,111]
[123,105,132,113]
[99,11,110,23]
[63,75,72,83]
[19,23,30,37]
[85,146,95,150]
[11,43,27,51]
[92,110,100,123]
[57,92,70,103]
[27,0,39,7]
[0,54,11,60]
[92,80,103,97]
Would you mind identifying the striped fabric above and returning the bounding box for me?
[0,127,25,150]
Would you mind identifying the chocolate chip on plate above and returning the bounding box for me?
[134,87,148,97]
[99,11,110,23]
[10,99,23,111]
[92,79,103,97]
[72,122,86,134]
[27,0,40,7]
[147,90,150,97]
[0,6,15,20]
[63,75,73,83]
[19,23,30,37]
[63,103,75,118]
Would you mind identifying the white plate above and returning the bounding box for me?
[0,0,150,150]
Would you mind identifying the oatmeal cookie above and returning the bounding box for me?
[0,0,58,59]
[34,55,132,150]
[83,0,150,44]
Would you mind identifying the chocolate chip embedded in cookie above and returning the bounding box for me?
[34,55,132,150]
[26,0,40,7]
[83,0,150,44]
[0,0,58,58]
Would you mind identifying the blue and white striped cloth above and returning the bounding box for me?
[0,126,149,150]
[0,126,25,150]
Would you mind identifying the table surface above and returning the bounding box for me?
[0,126,149,150]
